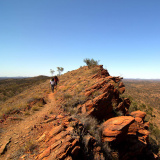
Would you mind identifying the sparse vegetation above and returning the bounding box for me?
[123,79,160,109]
[0,76,50,103]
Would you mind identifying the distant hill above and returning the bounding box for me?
[0,77,29,80]
[124,78,160,81]
[0,75,49,80]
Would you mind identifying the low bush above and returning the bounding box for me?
[83,58,99,68]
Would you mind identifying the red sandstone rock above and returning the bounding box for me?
[102,116,135,143]
[48,125,64,138]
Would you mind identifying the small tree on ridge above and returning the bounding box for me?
[57,67,64,76]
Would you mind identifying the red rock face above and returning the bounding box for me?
[80,73,130,120]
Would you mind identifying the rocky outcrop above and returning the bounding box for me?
[101,112,157,160]
[91,65,110,79]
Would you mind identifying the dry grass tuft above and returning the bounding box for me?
[24,140,38,153]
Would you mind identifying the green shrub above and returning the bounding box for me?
[83,58,99,68]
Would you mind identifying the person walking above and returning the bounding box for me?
[54,76,59,87]
[50,78,55,92]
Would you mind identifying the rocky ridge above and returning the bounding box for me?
[0,65,158,160]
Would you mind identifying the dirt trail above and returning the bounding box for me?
[0,92,60,159]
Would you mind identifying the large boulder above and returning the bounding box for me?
[102,116,135,143]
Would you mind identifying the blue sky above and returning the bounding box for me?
[0,0,160,79]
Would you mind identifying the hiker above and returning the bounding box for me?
[54,76,59,86]
[50,78,55,92]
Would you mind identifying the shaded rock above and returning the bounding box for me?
[64,156,73,160]
[71,146,81,158]
[116,98,131,115]
[87,91,114,121]
[0,138,11,155]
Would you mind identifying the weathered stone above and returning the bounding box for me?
[130,110,146,119]
[38,146,51,159]
[48,142,71,160]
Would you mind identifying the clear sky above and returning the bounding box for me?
[0,0,160,79]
